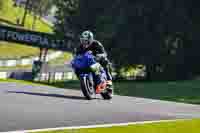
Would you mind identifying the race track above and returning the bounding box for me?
[1,82,200,132]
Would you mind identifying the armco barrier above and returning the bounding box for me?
[0,64,75,81]
[0,51,63,67]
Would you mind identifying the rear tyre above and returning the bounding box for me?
[101,85,113,100]
[80,76,95,100]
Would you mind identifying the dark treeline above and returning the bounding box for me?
[54,0,200,80]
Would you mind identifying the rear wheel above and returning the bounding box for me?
[80,76,95,100]
[101,85,113,100]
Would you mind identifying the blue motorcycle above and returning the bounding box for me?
[71,51,113,100]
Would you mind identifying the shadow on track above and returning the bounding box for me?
[6,91,87,100]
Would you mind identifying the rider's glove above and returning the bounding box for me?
[87,50,93,54]
[96,53,107,61]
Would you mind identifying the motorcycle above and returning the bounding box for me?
[71,51,113,100]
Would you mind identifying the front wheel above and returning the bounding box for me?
[80,76,95,100]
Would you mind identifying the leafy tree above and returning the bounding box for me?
[55,0,200,80]
[30,0,55,29]
[54,0,80,50]
[14,0,55,27]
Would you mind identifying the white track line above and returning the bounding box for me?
[1,119,190,133]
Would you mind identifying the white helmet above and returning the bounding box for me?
[80,30,94,45]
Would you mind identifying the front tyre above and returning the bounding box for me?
[80,76,95,100]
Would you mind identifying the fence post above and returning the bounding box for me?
[53,72,55,83]
[62,72,65,81]
[48,72,51,84]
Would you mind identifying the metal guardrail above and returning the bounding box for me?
[0,64,76,82]
[0,51,63,67]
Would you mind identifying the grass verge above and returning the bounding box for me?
[35,79,200,105]
[32,119,200,133]
[48,52,73,66]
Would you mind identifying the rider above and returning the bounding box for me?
[75,30,113,94]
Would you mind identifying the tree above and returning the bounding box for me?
[54,0,80,46]
[54,0,200,80]
[30,0,55,29]
[21,0,30,26]
[15,0,55,27]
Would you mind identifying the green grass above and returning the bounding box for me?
[0,44,57,60]
[32,119,200,133]
[0,65,32,70]
[0,0,53,59]
[113,80,200,104]
[0,42,40,59]
[48,52,73,66]
[36,79,200,105]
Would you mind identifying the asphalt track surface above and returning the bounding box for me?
[1,82,200,132]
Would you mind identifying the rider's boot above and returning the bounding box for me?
[104,67,113,93]
[90,63,107,94]
[96,79,107,94]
